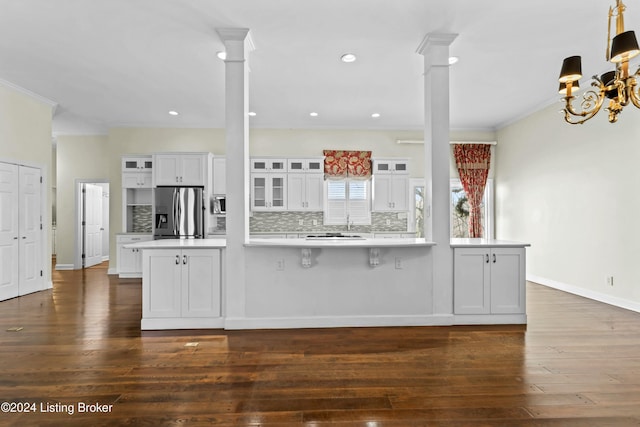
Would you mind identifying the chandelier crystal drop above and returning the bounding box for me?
[558,0,640,124]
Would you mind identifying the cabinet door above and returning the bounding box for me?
[181,249,221,317]
[212,157,226,194]
[270,175,287,209]
[118,245,138,274]
[180,155,206,186]
[251,174,267,210]
[373,175,392,211]
[390,175,409,211]
[143,250,181,318]
[287,174,306,210]
[154,155,180,186]
[454,248,491,314]
[490,248,526,314]
[305,173,324,211]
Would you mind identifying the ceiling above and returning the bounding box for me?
[0,0,630,135]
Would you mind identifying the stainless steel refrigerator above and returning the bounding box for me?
[153,187,205,239]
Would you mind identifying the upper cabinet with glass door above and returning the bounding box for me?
[287,158,323,173]
[250,158,287,173]
[373,158,409,174]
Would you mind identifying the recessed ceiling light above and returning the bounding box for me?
[310,112,319,117]
[217,51,226,60]
[448,56,459,65]
[168,110,179,116]
[248,111,256,116]
[341,53,357,63]
[371,113,381,118]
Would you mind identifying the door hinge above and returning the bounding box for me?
[81,221,86,226]
[81,254,85,259]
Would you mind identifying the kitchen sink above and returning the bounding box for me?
[305,233,365,240]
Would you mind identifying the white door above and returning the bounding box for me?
[0,163,19,300]
[19,166,42,295]
[84,183,103,268]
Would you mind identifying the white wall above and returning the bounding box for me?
[496,102,640,309]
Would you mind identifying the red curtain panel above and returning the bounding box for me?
[453,144,491,238]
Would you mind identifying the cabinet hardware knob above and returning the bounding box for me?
[175,255,179,265]
[493,253,496,263]
[485,254,489,263]
[183,255,187,264]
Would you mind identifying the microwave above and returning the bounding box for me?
[212,196,226,214]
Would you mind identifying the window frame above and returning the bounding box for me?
[449,178,494,239]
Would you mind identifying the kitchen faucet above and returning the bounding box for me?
[346,214,353,231]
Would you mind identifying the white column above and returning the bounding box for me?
[417,33,457,316]
[216,28,254,323]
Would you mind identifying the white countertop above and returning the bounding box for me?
[125,238,226,249]
[246,237,435,248]
[450,238,530,248]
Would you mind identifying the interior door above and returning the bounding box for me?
[19,166,43,295]
[84,183,103,268]
[0,162,19,300]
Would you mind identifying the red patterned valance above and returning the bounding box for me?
[323,150,372,180]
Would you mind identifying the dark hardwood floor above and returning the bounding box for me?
[1,261,640,426]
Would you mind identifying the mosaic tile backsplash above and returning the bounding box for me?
[249,211,408,234]
[131,205,152,233]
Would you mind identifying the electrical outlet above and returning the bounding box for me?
[395,257,403,269]
[312,219,318,226]
[606,276,614,286]
[298,219,304,226]
[386,219,391,226]
[276,259,285,271]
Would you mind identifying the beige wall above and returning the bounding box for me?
[0,82,54,284]
[496,102,640,309]
[55,135,110,266]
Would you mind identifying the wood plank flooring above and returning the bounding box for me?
[1,261,640,426]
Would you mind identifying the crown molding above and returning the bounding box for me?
[0,77,58,111]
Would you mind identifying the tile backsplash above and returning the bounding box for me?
[249,211,408,234]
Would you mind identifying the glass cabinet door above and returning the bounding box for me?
[271,176,285,208]
[252,176,266,208]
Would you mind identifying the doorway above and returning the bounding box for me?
[75,180,110,269]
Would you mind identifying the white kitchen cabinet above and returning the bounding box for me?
[287,158,323,173]
[122,172,152,188]
[212,157,226,194]
[122,156,153,172]
[373,158,409,174]
[453,247,525,315]
[251,158,287,172]
[142,248,221,319]
[287,173,323,211]
[373,174,409,212]
[116,234,153,278]
[251,173,287,211]
[153,153,208,186]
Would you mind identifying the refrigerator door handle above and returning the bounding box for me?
[173,188,179,236]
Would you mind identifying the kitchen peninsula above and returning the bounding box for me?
[127,236,528,330]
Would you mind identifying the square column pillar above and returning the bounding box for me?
[217,28,254,321]
[417,33,457,316]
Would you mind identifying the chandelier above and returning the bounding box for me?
[559,0,640,124]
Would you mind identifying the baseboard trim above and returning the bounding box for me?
[453,314,527,325]
[223,314,454,330]
[107,267,118,275]
[528,274,640,314]
[141,317,225,330]
[55,264,74,271]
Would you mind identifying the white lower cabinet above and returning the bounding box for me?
[454,247,525,316]
[116,234,153,278]
[143,249,221,321]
